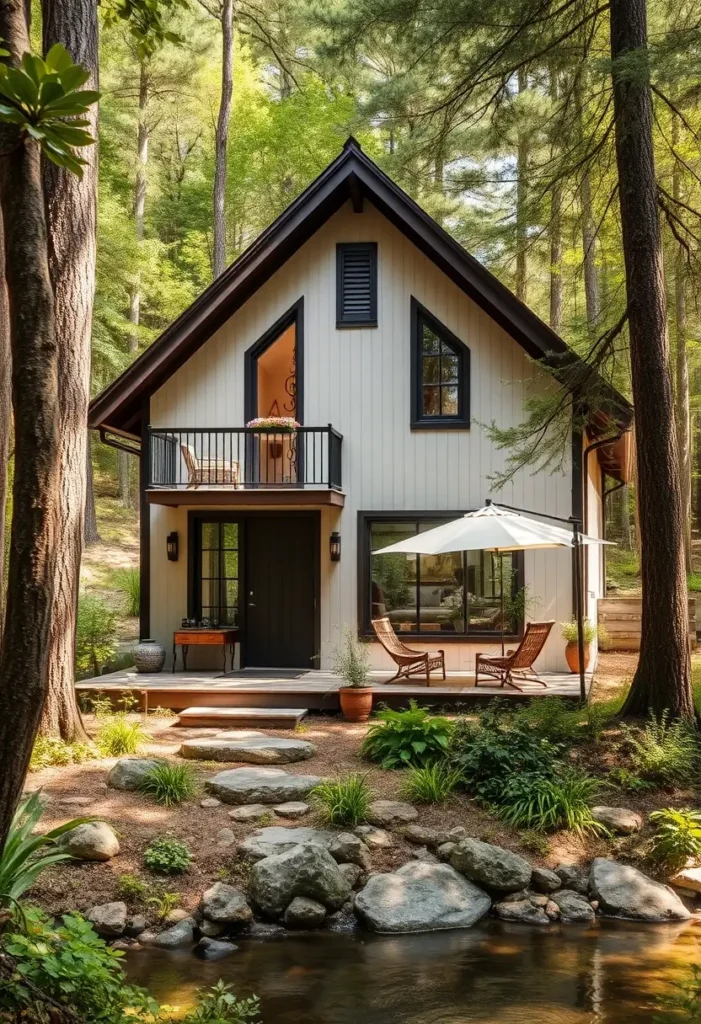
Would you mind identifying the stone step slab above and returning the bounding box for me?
[177,707,307,730]
[204,766,323,806]
[179,730,315,764]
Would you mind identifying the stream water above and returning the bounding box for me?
[125,919,701,1022]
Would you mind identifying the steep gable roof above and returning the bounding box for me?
[89,137,632,440]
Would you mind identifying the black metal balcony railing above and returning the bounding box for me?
[147,426,343,490]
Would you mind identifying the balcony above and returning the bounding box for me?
[146,426,344,507]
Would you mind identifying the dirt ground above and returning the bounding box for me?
[29,650,682,924]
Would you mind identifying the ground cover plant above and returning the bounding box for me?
[649,808,701,873]
[361,701,453,768]
[312,774,372,826]
[143,836,193,875]
[29,735,95,770]
[624,713,701,786]
[96,713,149,756]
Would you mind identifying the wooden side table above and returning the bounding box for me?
[172,628,239,673]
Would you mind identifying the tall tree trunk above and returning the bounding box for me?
[0,1,61,847]
[0,215,11,649]
[574,74,600,331]
[672,118,692,573]
[515,68,528,303]
[549,71,563,331]
[212,0,234,278]
[611,0,693,720]
[84,438,99,545]
[39,0,97,742]
[121,57,149,506]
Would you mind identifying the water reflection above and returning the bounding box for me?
[125,920,701,1023]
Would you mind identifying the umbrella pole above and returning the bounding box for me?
[500,553,505,656]
[571,520,587,704]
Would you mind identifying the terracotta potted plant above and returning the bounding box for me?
[332,627,373,722]
[560,618,597,673]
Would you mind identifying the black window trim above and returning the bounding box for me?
[357,510,524,643]
[336,242,378,328]
[410,296,470,429]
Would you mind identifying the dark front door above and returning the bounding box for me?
[244,515,317,668]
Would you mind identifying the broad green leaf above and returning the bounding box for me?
[45,42,73,73]
[57,64,91,92]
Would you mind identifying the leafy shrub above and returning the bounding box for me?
[29,735,94,770]
[96,714,149,756]
[312,774,372,826]
[626,713,700,786]
[0,792,92,906]
[560,618,598,644]
[75,594,118,676]
[447,705,559,804]
[0,907,158,1023]
[114,566,140,617]
[649,808,701,872]
[401,762,462,803]
[139,762,196,806]
[116,872,149,904]
[607,766,655,793]
[182,980,261,1023]
[361,700,453,768]
[496,769,605,835]
[514,695,620,745]
[143,836,192,875]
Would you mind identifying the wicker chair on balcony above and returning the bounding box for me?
[474,620,554,691]
[180,444,241,488]
[371,617,446,685]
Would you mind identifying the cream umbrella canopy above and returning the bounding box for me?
[372,503,612,700]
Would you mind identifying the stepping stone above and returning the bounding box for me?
[215,828,237,847]
[200,797,221,808]
[59,796,94,807]
[590,858,690,922]
[239,826,335,861]
[177,707,307,730]
[274,802,310,819]
[591,806,642,835]
[179,730,315,764]
[229,804,269,821]
[367,800,419,828]
[205,767,323,806]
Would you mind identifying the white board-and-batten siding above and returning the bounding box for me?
[149,200,583,672]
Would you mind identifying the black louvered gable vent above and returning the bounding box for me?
[336,243,378,327]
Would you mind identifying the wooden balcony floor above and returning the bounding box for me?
[76,667,592,712]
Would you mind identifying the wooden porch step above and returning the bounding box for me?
[177,706,307,730]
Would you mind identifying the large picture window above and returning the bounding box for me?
[192,519,239,626]
[361,515,524,638]
[410,298,470,428]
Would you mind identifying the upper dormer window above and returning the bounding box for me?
[410,298,470,429]
[336,243,377,327]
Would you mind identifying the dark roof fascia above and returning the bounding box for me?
[89,139,632,434]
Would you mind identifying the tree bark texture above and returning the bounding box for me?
[84,438,99,544]
[0,212,11,648]
[39,0,97,741]
[610,0,694,719]
[0,1,61,847]
[212,0,234,279]
[672,118,692,573]
[515,67,528,303]
[574,75,600,331]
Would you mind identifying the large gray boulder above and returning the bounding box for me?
[59,822,119,862]
[366,800,418,828]
[530,867,561,894]
[108,758,163,791]
[494,899,550,926]
[87,902,127,938]
[205,767,322,805]
[200,883,252,926]
[589,858,691,922]
[239,826,334,861]
[550,889,595,923]
[555,864,589,895]
[153,917,196,948]
[328,833,372,871]
[195,937,238,961]
[249,843,351,918]
[180,731,316,764]
[591,806,642,835]
[355,861,491,934]
[450,839,531,893]
[284,897,327,929]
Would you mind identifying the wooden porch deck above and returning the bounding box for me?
[76,667,592,712]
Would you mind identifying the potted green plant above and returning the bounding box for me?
[560,618,598,673]
[332,627,373,722]
[247,417,299,459]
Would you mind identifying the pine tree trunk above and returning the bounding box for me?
[0,2,61,848]
[212,0,234,279]
[672,118,692,573]
[515,68,528,303]
[549,73,563,331]
[610,0,693,720]
[84,439,99,545]
[37,0,97,743]
[574,75,600,331]
[0,214,11,649]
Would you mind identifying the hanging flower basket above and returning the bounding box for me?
[246,416,300,433]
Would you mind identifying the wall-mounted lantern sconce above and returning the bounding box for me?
[166,531,179,562]
[330,531,341,562]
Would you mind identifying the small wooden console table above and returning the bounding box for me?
[172,628,239,673]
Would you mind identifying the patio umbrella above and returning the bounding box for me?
[372,502,612,700]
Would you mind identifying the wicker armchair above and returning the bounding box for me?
[180,444,240,488]
[371,617,446,685]
[475,620,554,691]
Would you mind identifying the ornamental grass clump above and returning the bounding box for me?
[361,700,453,768]
[496,769,606,836]
[401,762,462,804]
[139,762,196,807]
[312,773,372,826]
[95,714,149,757]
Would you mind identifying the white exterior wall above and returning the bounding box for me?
[149,201,583,672]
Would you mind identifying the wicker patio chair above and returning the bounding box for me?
[180,444,241,488]
[371,616,446,685]
[474,620,555,691]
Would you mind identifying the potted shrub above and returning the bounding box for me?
[247,416,299,460]
[332,627,373,722]
[560,618,597,673]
